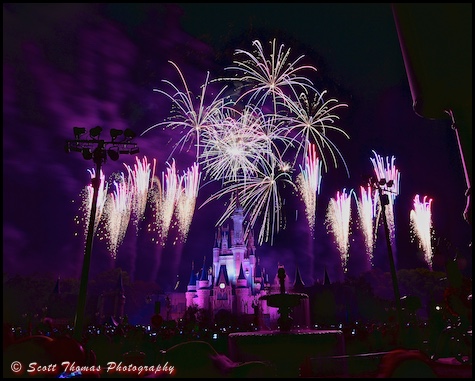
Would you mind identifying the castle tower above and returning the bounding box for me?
[196,258,210,310]
[254,257,263,292]
[214,264,232,312]
[213,230,220,278]
[231,200,246,281]
[185,262,197,308]
[246,230,256,291]
[231,197,245,246]
[235,263,249,315]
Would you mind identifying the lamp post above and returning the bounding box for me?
[65,126,139,341]
[371,177,403,331]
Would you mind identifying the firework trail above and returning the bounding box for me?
[176,162,201,242]
[146,176,163,245]
[410,194,434,270]
[297,143,322,235]
[125,156,153,232]
[75,168,108,240]
[219,38,318,112]
[277,90,349,173]
[370,150,400,201]
[141,61,231,161]
[149,159,181,246]
[103,172,133,259]
[326,188,353,273]
[370,150,400,246]
[356,185,377,266]
[201,159,295,246]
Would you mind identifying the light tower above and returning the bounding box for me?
[65,126,139,341]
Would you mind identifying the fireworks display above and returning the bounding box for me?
[410,194,434,270]
[74,168,108,240]
[3,3,471,297]
[326,188,353,273]
[277,90,350,173]
[141,38,349,246]
[175,162,201,242]
[220,38,318,111]
[103,173,133,259]
[297,143,322,235]
[141,61,231,162]
[356,185,377,266]
[125,156,153,232]
[72,38,416,282]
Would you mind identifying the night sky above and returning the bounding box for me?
[3,3,472,291]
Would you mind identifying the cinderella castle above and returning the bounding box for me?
[178,200,310,328]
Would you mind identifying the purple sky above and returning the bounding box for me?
[3,4,471,291]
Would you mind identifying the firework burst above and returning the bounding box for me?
[103,172,133,259]
[410,194,434,270]
[326,188,353,272]
[141,38,349,246]
[175,162,201,242]
[277,90,349,172]
[74,168,108,240]
[219,38,318,111]
[142,61,231,161]
[199,106,278,184]
[356,185,377,266]
[148,159,181,246]
[201,159,295,245]
[125,156,153,232]
[297,143,322,235]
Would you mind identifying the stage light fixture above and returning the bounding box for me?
[82,148,93,160]
[386,180,394,188]
[110,128,123,141]
[379,178,387,186]
[123,128,136,141]
[129,146,140,155]
[89,126,103,139]
[107,147,120,161]
[73,127,86,139]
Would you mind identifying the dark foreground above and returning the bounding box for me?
[3,322,472,378]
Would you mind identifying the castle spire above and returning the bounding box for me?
[231,196,245,245]
[188,261,196,286]
[293,266,305,292]
[200,256,208,281]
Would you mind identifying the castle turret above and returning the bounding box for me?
[246,230,256,290]
[293,267,306,292]
[292,266,310,328]
[196,257,210,310]
[231,200,246,281]
[235,263,249,315]
[185,262,197,308]
[254,257,263,292]
[214,264,232,312]
[231,197,245,246]
[213,230,220,277]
